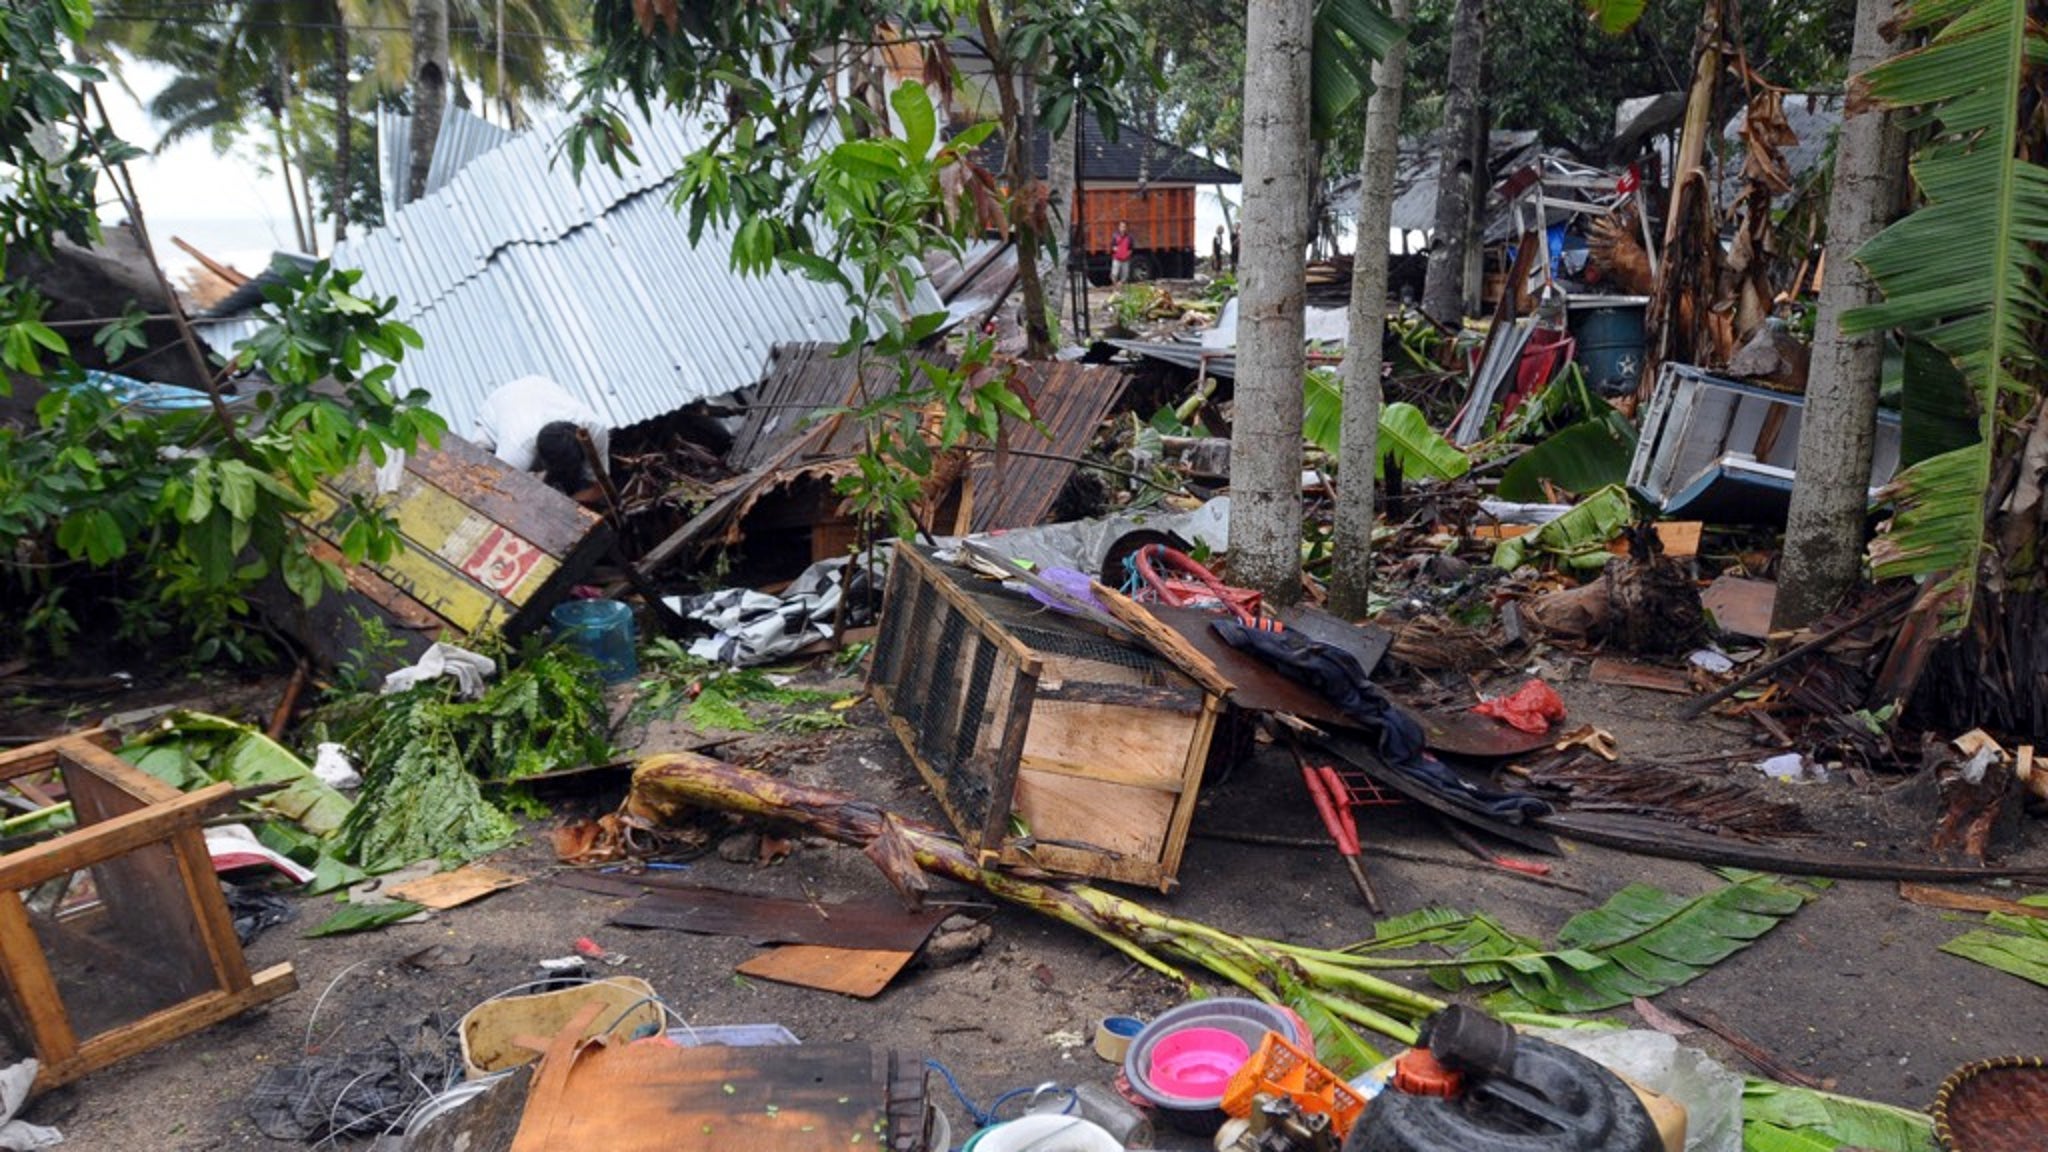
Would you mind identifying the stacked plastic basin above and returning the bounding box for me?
[1121,999,1311,1134]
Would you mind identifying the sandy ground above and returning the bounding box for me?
[3,653,2043,1150]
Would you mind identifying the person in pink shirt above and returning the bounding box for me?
[1110,220,1134,284]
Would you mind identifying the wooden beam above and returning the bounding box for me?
[0,782,233,891]
[0,893,76,1066]
[33,964,296,1093]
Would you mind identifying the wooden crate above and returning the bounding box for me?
[868,546,1220,892]
[0,732,296,1092]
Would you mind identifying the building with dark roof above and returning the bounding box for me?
[977,116,1240,280]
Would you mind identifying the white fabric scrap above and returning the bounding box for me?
[0,1059,61,1149]
[381,643,497,700]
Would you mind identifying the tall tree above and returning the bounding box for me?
[1329,0,1414,619]
[1772,0,1905,628]
[408,0,450,204]
[1231,0,1314,602]
[1420,0,1482,325]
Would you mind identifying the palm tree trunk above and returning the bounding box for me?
[1772,0,1905,629]
[1421,0,1483,326]
[408,0,450,204]
[272,110,311,254]
[1229,0,1313,603]
[331,10,351,242]
[1329,0,1415,619]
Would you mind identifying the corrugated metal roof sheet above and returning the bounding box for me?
[378,106,514,222]
[197,101,941,442]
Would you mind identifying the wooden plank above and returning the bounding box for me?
[0,730,114,783]
[0,782,233,891]
[1012,769,1175,860]
[512,1040,891,1152]
[171,826,254,993]
[1702,575,1777,641]
[401,434,605,558]
[735,945,914,999]
[1004,841,1170,890]
[61,741,183,807]
[1155,697,1221,894]
[1898,882,2048,921]
[303,488,510,632]
[34,964,295,1092]
[0,892,77,1066]
[1091,581,1235,698]
[1019,701,1194,789]
[982,664,1038,853]
[1589,657,1694,695]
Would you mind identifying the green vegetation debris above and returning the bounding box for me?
[633,639,841,732]
[1939,895,2048,988]
[305,900,426,937]
[331,643,612,872]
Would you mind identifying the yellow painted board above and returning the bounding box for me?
[301,489,507,632]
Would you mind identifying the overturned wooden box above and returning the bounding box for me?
[0,732,295,1092]
[869,546,1221,892]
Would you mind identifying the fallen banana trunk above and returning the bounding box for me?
[627,753,1447,1057]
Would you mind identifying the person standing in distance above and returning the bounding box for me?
[1110,220,1134,285]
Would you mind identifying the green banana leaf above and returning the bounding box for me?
[1378,401,1468,481]
[1310,0,1406,140]
[1349,874,1812,1015]
[1896,336,1979,468]
[1492,484,1633,571]
[1580,0,1647,35]
[1496,422,1637,502]
[1303,374,1469,482]
[306,900,427,938]
[125,711,353,838]
[1742,1080,1937,1152]
[1939,895,2048,987]
[1841,0,2048,632]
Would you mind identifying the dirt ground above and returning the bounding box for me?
[8,652,2046,1150]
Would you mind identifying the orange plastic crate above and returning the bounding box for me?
[1220,1032,1369,1138]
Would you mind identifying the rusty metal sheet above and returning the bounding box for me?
[566,876,952,951]
[727,343,1129,532]
[1144,603,1551,760]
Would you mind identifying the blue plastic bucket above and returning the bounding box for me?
[549,599,638,683]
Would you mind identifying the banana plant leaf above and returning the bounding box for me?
[1742,1080,1936,1152]
[1309,0,1406,140]
[1351,874,1812,1016]
[125,711,353,838]
[1304,374,1469,482]
[1896,336,1978,468]
[1841,0,2048,633]
[1939,896,2048,987]
[1496,422,1637,502]
[1492,484,1633,571]
[1580,0,1647,35]
[305,900,427,938]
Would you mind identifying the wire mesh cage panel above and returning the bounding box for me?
[870,546,1220,892]
[0,733,296,1092]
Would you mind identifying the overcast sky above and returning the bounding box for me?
[98,58,313,276]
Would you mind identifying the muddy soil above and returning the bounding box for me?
[7,655,2045,1150]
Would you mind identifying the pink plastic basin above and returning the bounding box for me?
[1147,1026,1252,1097]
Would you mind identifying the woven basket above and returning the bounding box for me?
[1932,1056,2048,1152]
